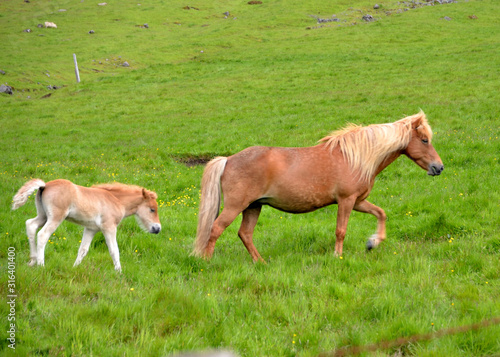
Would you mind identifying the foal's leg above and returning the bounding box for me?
[204,206,242,259]
[353,200,387,250]
[73,228,98,267]
[26,216,47,266]
[36,217,65,266]
[102,226,122,272]
[238,204,265,262]
[334,197,356,256]
[26,193,48,266]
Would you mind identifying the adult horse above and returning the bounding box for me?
[12,179,161,272]
[193,111,444,261]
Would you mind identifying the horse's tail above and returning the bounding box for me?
[192,157,228,257]
[12,179,46,210]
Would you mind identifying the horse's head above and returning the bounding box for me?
[403,113,444,176]
[135,189,162,234]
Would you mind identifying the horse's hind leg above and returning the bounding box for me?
[74,228,97,267]
[238,204,265,262]
[204,207,242,259]
[353,200,387,250]
[36,216,64,266]
[26,193,48,266]
[26,215,46,266]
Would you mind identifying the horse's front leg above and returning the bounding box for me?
[353,200,387,250]
[102,226,122,272]
[74,228,97,267]
[335,197,356,256]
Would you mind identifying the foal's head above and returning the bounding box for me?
[403,114,444,176]
[136,189,162,234]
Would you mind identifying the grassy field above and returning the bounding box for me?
[1,0,499,356]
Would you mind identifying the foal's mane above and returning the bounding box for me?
[93,183,145,197]
[319,111,432,181]
[94,183,159,200]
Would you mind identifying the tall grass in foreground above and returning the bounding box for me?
[1,0,499,355]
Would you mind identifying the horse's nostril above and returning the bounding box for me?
[428,163,444,176]
[151,225,161,234]
[433,164,444,175]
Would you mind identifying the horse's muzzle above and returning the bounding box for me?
[150,224,161,234]
[428,163,444,176]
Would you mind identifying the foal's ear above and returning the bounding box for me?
[142,189,157,200]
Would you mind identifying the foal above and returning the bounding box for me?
[12,179,161,272]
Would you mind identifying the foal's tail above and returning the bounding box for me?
[192,157,228,257]
[12,179,46,210]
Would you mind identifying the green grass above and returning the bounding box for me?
[1,0,499,356]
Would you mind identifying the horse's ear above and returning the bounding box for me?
[411,111,426,129]
[142,188,148,200]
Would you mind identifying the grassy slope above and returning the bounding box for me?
[0,0,499,356]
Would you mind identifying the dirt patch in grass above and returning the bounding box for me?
[174,154,226,167]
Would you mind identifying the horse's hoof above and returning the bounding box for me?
[366,240,375,251]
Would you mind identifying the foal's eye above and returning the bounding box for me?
[422,139,429,144]
[150,208,156,213]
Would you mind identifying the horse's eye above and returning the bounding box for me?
[422,139,429,144]
[150,208,156,213]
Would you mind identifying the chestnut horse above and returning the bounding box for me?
[12,179,161,272]
[193,111,444,261]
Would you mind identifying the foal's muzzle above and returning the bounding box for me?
[428,163,444,176]
[150,224,161,234]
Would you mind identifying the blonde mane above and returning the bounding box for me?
[93,183,159,201]
[93,182,142,193]
[93,182,157,198]
[319,111,432,181]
